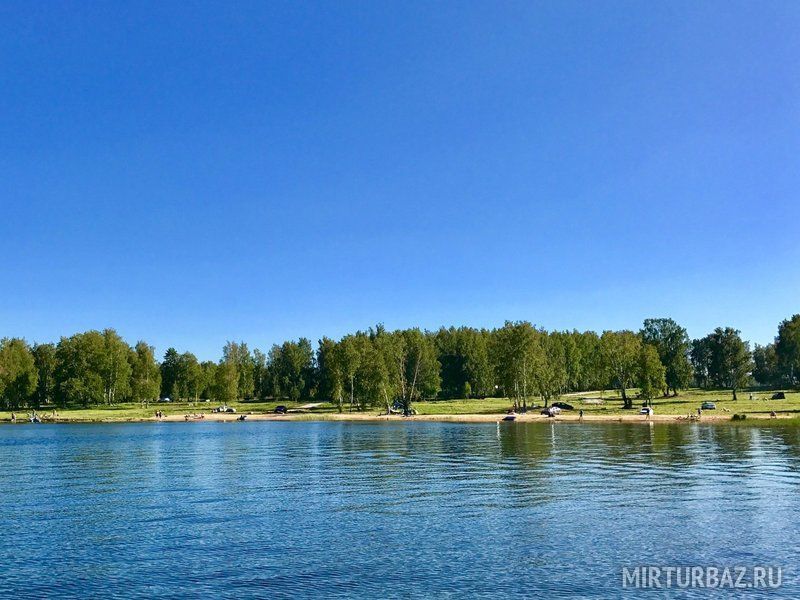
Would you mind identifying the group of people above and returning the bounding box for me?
[154,410,165,420]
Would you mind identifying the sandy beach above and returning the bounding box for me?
[131,412,789,424]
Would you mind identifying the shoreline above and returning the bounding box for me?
[6,412,795,425]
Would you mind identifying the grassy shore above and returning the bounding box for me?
[3,388,800,424]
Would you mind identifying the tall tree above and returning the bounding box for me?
[31,342,57,408]
[638,344,666,405]
[775,314,800,387]
[752,343,779,386]
[317,337,344,412]
[129,341,161,405]
[492,322,541,411]
[199,361,217,399]
[533,332,568,407]
[160,348,181,400]
[252,349,267,400]
[639,318,692,396]
[690,337,713,389]
[0,338,38,410]
[177,352,203,403]
[223,341,254,400]
[54,331,108,407]
[100,329,132,405]
[599,330,641,408]
[698,327,752,400]
[382,329,439,415]
[213,359,238,404]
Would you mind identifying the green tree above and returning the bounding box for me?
[492,322,541,411]
[213,359,238,404]
[99,329,132,405]
[775,314,800,387]
[380,329,439,415]
[317,337,344,411]
[690,337,713,388]
[177,352,203,403]
[55,331,108,406]
[199,361,217,399]
[160,348,181,400]
[223,341,255,400]
[31,342,57,408]
[129,341,161,405]
[699,327,752,400]
[267,338,315,401]
[639,318,692,395]
[0,338,38,410]
[252,349,267,400]
[752,343,779,386]
[638,344,666,405]
[599,330,641,408]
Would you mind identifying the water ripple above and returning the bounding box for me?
[0,421,799,598]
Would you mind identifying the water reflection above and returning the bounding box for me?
[0,422,798,598]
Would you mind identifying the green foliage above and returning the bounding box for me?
[752,343,779,386]
[223,341,255,400]
[129,341,160,403]
[492,321,541,410]
[776,314,800,387]
[14,313,800,412]
[0,338,38,410]
[267,338,315,401]
[640,318,692,395]
[213,359,238,403]
[638,344,666,403]
[435,327,492,398]
[693,327,752,400]
[55,330,130,407]
[160,348,181,400]
[31,342,56,408]
[599,330,641,408]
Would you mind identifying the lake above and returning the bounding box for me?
[1,421,798,598]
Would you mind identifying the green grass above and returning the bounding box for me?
[3,388,799,422]
[2,398,340,422]
[415,388,800,418]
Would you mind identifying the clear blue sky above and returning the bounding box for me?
[2,2,798,360]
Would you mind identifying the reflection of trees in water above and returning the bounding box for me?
[694,425,756,465]
[762,425,800,465]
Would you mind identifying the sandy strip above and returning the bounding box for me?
[149,412,789,424]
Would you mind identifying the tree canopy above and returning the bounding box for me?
[3,315,796,411]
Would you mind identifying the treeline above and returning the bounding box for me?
[1,315,799,412]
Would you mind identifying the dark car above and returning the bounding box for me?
[552,402,574,410]
[274,405,288,414]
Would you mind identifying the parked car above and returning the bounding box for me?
[552,402,574,410]
[541,406,561,417]
[274,405,288,414]
[160,397,171,403]
[701,402,716,410]
[639,407,654,415]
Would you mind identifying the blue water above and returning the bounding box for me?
[1,421,799,598]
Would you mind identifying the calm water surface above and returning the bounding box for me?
[1,421,799,598]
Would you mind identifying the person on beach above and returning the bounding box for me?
[10,412,16,423]
[579,409,584,421]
